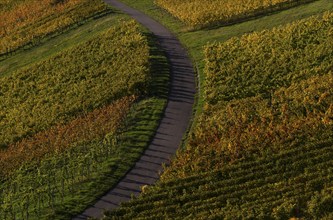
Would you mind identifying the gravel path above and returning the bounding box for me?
[74,1,195,219]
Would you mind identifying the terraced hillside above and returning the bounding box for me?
[0,1,170,218]
[2,0,333,218]
[0,20,152,219]
[106,137,333,219]
[0,21,149,150]
[156,0,317,29]
[104,6,333,219]
[0,0,110,57]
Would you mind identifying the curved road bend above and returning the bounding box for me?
[74,0,195,219]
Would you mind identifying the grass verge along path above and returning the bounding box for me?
[74,0,195,219]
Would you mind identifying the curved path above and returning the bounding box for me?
[74,1,195,219]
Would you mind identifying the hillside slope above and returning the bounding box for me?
[0,1,170,218]
[104,7,333,220]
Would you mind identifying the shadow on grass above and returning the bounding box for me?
[144,32,170,99]
[68,30,171,219]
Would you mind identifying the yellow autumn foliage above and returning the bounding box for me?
[155,0,315,29]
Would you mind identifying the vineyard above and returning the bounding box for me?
[0,0,111,57]
[2,0,333,218]
[0,96,135,178]
[155,0,317,29]
[0,96,166,219]
[0,18,170,219]
[104,10,333,219]
[106,137,333,219]
[0,20,150,149]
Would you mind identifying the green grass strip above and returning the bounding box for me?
[0,26,169,219]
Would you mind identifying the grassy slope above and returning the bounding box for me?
[0,8,169,220]
[63,28,169,219]
[106,136,333,219]
[2,0,331,218]
[0,0,111,59]
[102,0,333,218]
[0,13,126,77]
[119,0,333,121]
